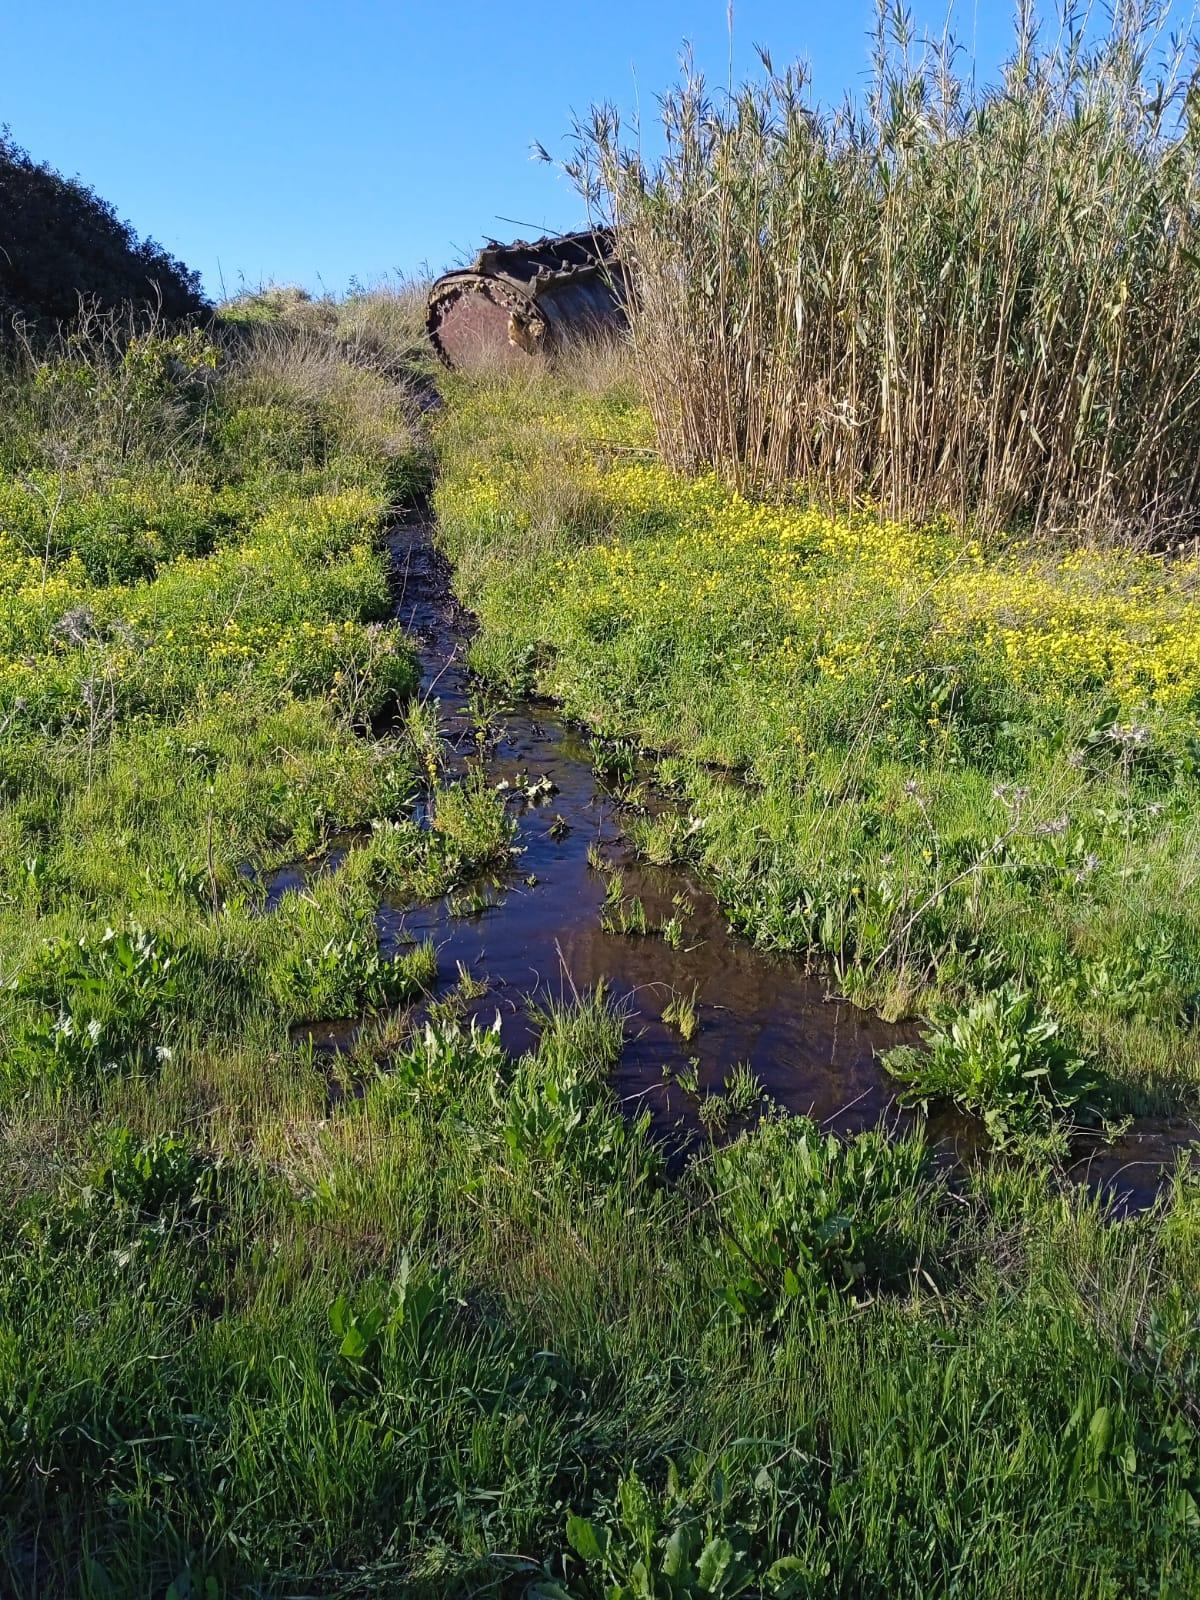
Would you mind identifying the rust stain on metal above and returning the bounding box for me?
[426,228,626,371]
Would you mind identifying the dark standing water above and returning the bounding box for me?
[286,516,1198,1208]
[382,519,917,1142]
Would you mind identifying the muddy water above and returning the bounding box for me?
[1068,1121,1199,1218]
[379,519,924,1146]
[290,517,1197,1207]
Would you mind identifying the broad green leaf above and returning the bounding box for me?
[697,1536,735,1590]
[766,1556,814,1596]
[662,1525,688,1578]
[1087,1405,1113,1459]
[566,1514,609,1564]
[1173,1489,1200,1531]
[339,1326,369,1361]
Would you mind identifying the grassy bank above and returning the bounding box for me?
[435,372,1200,1138]
[0,308,1198,1597]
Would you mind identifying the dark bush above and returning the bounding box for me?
[0,129,205,331]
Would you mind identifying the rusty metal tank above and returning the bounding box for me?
[426,228,625,371]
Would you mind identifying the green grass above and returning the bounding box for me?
[4,989,1200,1596]
[433,371,1200,1129]
[0,307,1198,1596]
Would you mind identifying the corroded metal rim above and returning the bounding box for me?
[426,228,624,369]
[425,274,546,367]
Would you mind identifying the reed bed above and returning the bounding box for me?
[574,0,1200,541]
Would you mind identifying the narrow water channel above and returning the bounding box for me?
[291,514,1198,1210]
[382,519,919,1140]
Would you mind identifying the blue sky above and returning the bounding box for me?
[0,2,1095,297]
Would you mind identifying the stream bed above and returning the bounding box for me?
[290,516,1198,1211]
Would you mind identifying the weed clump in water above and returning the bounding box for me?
[882,984,1104,1155]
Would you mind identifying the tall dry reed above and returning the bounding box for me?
[571,0,1200,540]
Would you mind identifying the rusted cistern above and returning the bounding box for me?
[426,228,626,371]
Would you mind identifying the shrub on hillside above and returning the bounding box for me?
[0,131,204,331]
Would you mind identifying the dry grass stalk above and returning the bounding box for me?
[571,0,1200,542]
